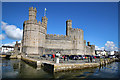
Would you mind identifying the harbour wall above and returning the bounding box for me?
[21,56,117,73]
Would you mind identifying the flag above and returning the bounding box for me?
[45,8,47,11]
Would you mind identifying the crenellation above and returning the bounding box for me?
[24,21,27,24]
[29,7,33,11]
[34,7,37,12]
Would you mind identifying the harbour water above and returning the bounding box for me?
[1,58,120,79]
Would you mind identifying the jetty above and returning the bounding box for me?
[20,55,118,73]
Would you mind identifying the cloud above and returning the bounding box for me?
[0,34,5,40]
[1,21,23,40]
[105,41,118,51]
[95,46,104,50]
[95,41,118,51]
[3,41,16,46]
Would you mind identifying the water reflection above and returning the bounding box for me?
[1,58,120,79]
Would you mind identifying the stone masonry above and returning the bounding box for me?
[21,7,95,56]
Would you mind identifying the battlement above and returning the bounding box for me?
[90,45,95,47]
[24,20,42,25]
[29,7,37,12]
[71,28,83,32]
[46,34,71,40]
[66,19,72,22]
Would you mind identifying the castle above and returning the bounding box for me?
[21,7,95,56]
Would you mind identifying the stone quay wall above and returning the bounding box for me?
[53,63,99,72]
[41,58,116,73]
[21,56,117,73]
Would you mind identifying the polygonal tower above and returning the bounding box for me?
[22,7,48,55]
[22,7,38,55]
[66,19,72,36]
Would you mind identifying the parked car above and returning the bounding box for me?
[91,55,96,59]
[78,55,82,60]
[85,55,91,59]
[108,55,115,58]
[81,55,86,60]
[94,55,100,58]
[42,54,46,58]
[105,56,109,58]
[59,56,63,59]
[78,55,86,60]
[69,55,78,60]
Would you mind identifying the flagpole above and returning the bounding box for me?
[44,9,46,16]
[44,10,45,16]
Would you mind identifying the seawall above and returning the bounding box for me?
[21,56,117,73]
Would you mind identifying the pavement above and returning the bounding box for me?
[26,55,101,64]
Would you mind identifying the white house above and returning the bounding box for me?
[95,50,109,56]
[109,51,115,55]
[1,46,14,53]
[101,50,107,56]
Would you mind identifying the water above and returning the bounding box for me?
[1,58,120,79]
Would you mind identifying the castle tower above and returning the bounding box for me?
[42,16,48,34]
[91,45,95,55]
[70,28,84,55]
[37,16,48,56]
[29,7,37,20]
[22,7,39,55]
[66,19,72,36]
[87,42,90,46]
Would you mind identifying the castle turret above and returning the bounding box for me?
[42,16,48,34]
[29,7,37,20]
[87,42,90,46]
[66,19,72,36]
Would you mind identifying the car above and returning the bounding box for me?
[94,55,100,58]
[74,55,79,60]
[100,56,105,58]
[42,54,46,58]
[69,55,78,60]
[91,55,96,59]
[59,56,63,59]
[85,55,91,59]
[81,55,86,60]
[108,55,115,58]
[105,56,109,58]
[78,55,84,60]
[69,55,74,60]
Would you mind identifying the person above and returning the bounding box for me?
[64,55,66,61]
[90,56,92,62]
[52,54,55,61]
[88,56,90,63]
[50,54,52,59]
[67,55,69,61]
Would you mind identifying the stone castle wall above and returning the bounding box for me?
[22,7,95,56]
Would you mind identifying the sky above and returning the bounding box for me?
[1,2,118,51]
